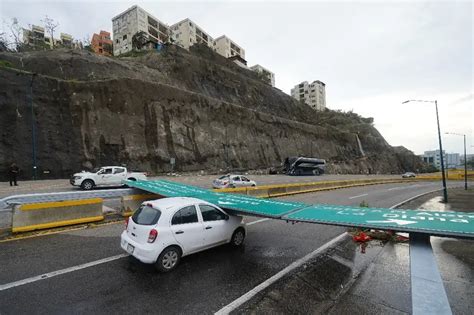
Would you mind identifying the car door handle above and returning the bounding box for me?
[205,226,212,230]
[175,231,184,234]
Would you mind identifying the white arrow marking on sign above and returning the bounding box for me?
[366,219,418,226]
[218,201,235,205]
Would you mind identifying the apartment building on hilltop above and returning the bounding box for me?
[170,18,214,50]
[111,6,249,69]
[214,35,245,60]
[250,64,275,87]
[23,25,79,49]
[290,80,326,111]
[91,31,113,56]
[112,5,170,55]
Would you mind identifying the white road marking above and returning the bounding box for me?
[0,218,272,292]
[348,193,368,199]
[0,254,128,292]
[388,184,421,191]
[215,232,348,315]
[246,218,270,226]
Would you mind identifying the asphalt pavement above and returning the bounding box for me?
[0,181,467,314]
[0,174,402,199]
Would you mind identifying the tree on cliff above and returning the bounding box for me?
[132,31,148,50]
[41,15,59,48]
[2,17,23,51]
[0,32,9,52]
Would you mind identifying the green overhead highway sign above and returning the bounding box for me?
[283,205,474,238]
[126,180,306,217]
[125,180,474,238]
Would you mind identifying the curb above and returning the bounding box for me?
[389,185,463,209]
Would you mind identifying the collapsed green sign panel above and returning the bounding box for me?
[126,180,474,238]
[285,206,474,238]
[126,180,305,217]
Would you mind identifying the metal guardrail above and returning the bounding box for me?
[0,188,144,211]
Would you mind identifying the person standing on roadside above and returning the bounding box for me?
[9,163,19,186]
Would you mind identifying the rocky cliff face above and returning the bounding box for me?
[0,45,422,180]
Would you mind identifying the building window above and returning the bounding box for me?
[122,34,127,40]
[148,16,158,28]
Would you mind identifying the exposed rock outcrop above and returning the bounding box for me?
[0,45,422,180]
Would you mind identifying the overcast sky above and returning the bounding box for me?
[1,0,472,156]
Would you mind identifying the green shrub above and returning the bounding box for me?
[0,60,13,68]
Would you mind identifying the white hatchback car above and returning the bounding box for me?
[212,174,257,189]
[121,197,245,272]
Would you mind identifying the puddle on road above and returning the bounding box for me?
[418,196,451,211]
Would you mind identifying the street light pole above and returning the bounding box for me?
[446,132,468,190]
[464,134,467,190]
[402,99,448,202]
[435,101,448,202]
[29,73,38,180]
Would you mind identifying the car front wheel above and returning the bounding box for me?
[81,179,94,190]
[155,246,181,272]
[230,228,245,247]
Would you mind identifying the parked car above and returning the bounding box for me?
[70,166,147,190]
[402,172,416,178]
[121,197,245,272]
[212,174,257,189]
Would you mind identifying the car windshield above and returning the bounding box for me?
[218,175,229,180]
[132,205,161,225]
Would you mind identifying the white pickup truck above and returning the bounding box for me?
[70,166,147,190]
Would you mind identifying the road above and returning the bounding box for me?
[0,181,462,314]
[0,174,403,199]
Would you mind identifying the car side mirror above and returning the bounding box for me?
[225,215,229,221]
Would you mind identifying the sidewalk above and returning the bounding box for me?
[0,179,70,198]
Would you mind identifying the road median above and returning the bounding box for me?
[11,198,104,233]
[216,178,420,198]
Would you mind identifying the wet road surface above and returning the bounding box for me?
[0,181,464,314]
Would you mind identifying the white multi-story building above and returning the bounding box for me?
[422,150,461,169]
[213,35,246,64]
[290,80,326,110]
[112,5,170,56]
[170,18,213,50]
[250,64,275,87]
[23,25,80,50]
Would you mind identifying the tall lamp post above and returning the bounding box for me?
[29,73,38,180]
[445,132,468,190]
[402,100,448,202]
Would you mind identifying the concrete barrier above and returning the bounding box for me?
[12,198,104,233]
[121,194,161,217]
[215,178,420,198]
